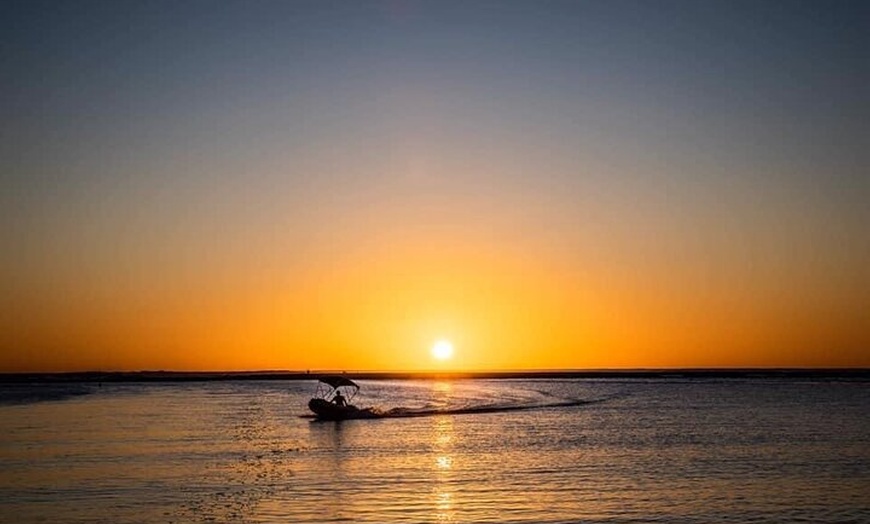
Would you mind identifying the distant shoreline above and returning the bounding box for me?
[1,369,868,383]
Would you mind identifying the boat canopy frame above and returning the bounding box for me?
[313,375,360,403]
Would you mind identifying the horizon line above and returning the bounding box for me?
[2,367,868,382]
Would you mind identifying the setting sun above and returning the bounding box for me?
[431,340,454,361]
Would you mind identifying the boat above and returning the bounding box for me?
[308,376,376,420]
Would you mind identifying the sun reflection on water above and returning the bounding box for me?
[431,382,456,522]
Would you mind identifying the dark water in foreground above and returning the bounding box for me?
[1,377,868,523]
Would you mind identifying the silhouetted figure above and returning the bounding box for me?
[333,391,347,407]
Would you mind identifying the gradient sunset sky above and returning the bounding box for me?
[2,1,868,372]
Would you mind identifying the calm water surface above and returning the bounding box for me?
[1,378,868,523]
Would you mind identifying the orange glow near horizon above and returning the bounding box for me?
[2,220,868,372]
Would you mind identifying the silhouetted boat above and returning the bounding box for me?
[308,376,377,420]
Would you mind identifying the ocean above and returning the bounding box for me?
[1,376,867,523]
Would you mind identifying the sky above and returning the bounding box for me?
[1,1,868,372]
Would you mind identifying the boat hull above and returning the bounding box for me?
[308,398,360,420]
[308,398,379,420]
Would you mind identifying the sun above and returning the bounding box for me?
[431,339,454,361]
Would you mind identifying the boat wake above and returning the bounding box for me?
[303,395,615,420]
[376,395,610,418]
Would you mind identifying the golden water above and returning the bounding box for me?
[1,378,868,523]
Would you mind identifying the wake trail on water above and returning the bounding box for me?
[377,395,612,418]
[302,394,619,420]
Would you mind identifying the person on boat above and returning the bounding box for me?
[333,391,347,407]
